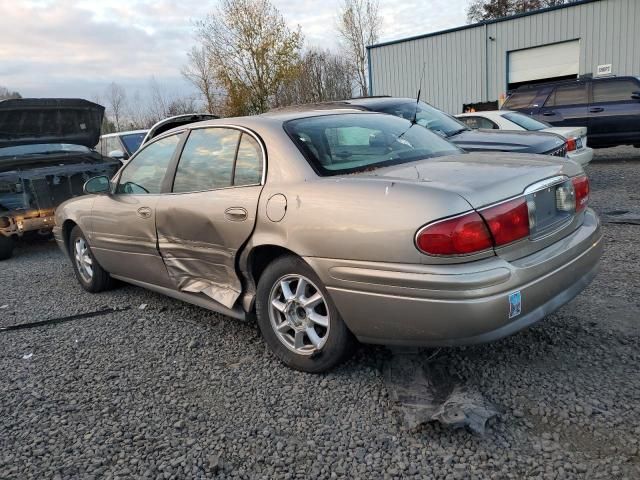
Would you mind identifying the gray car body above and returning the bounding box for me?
[53,109,602,346]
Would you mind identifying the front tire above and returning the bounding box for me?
[255,255,354,373]
[69,226,114,292]
[0,235,14,260]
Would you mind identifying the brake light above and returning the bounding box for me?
[480,198,530,247]
[566,138,577,152]
[572,175,589,212]
[416,212,493,255]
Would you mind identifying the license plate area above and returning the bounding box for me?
[527,180,574,239]
[575,137,583,149]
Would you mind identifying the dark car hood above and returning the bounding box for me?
[449,129,565,154]
[0,98,104,149]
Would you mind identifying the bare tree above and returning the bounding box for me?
[182,46,218,114]
[337,0,381,97]
[104,82,127,131]
[0,86,21,100]
[467,0,578,22]
[276,48,355,106]
[196,0,303,115]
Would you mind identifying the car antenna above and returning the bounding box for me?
[411,63,426,125]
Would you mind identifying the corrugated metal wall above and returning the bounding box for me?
[368,0,640,113]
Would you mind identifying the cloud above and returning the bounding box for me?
[0,0,467,100]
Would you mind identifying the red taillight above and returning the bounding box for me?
[572,175,589,212]
[416,212,493,255]
[480,198,530,247]
[566,138,577,152]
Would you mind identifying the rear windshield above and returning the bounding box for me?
[502,112,551,131]
[284,113,462,176]
[120,132,146,154]
[503,90,538,110]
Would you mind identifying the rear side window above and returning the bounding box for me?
[592,79,640,103]
[545,84,588,107]
[173,128,240,193]
[503,90,538,110]
[233,134,262,186]
[458,116,497,129]
[116,134,181,195]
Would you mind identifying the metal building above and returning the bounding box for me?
[367,0,640,113]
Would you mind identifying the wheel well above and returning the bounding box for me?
[249,245,298,285]
[62,220,77,254]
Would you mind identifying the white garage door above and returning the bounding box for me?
[508,40,580,84]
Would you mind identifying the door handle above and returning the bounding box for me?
[542,112,556,116]
[224,207,248,221]
[136,206,152,219]
[589,107,604,113]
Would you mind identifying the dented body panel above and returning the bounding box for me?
[54,109,602,347]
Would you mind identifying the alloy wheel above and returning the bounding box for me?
[268,274,330,355]
[74,237,93,282]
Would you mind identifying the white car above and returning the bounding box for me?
[456,110,593,166]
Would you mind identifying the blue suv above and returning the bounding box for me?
[502,76,640,148]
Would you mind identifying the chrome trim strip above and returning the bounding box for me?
[524,175,568,195]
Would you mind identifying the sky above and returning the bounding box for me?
[0,0,468,102]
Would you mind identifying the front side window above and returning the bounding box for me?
[545,84,588,107]
[116,134,180,194]
[285,113,462,176]
[592,79,640,103]
[173,128,241,193]
[503,90,538,110]
[502,112,550,131]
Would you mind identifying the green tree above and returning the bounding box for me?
[196,0,303,116]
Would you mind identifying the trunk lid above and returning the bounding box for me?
[352,152,586,259]
[542,126,587,140]
[449,129,566,155]
[0,98,104,149]
[365,152,582,209]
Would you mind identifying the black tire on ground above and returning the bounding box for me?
[69,225,114,292]
[255,255,355,373]
[0,235,14,260]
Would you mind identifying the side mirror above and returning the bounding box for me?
[83,176,111,195]
[631,91,640,100]
[108,149,126,160]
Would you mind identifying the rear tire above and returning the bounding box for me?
[255,255,355,373]
[0,235,14,260]
[69,226,114,292]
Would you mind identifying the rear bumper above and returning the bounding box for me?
[567,147,593,166]
[305,209,602,347]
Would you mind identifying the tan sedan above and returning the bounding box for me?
[54,109,602,372]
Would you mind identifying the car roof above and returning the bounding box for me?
[513,75,640,91]
[101,129,148,138]
[152,108,381,141]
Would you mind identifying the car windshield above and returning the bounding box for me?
[376,101,469,138]
[120,132,146,154]
[502,112,551,131]
[0,143,90,157]
[284,113,463,176]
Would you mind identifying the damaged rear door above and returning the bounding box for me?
[155,126,265,309]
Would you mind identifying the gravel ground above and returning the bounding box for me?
[1,147,639,480]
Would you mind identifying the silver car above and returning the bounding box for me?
[53,109,602,372]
